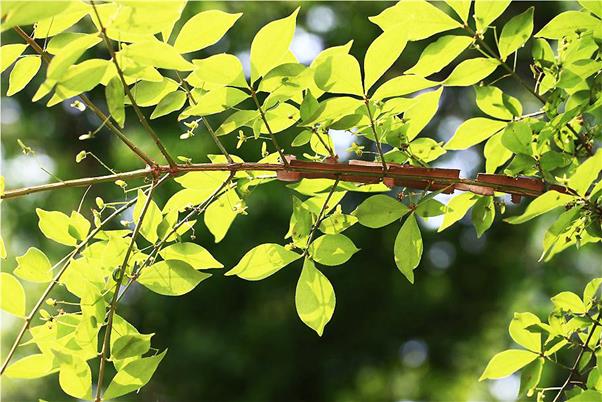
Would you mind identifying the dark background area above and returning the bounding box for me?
[1,2,600,401]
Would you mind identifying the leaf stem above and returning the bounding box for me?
[302,177,340,256]
[364,99,388,172]
[249,87,289,167]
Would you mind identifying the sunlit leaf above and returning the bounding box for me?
[445,117,507,150]
[138,260,211,296]
[226,243,302,280]
[295,258,336,336]
[7,55,41,96]
[353,194,409,228]
[309,234,359,266]
[439,192,480,232]
[498,7,534,60]
[364,26,408,91]
[159,243,223,270]
[394,214,423,283]
[103,350,167,400]
[14,247,52,283]
[505,191,575,224]
[443,58,499,87]
[406,35,473,77]
[479,349,538,380]
[174,10,242,54]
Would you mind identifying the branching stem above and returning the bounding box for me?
[249,88,289,167]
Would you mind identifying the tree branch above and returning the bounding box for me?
[90,1,178,168]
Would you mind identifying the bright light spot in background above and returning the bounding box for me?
[236,50,251,77]
[4,153,56,187]
[306,5,337,33]
[428,241,456,270]
[329,129,354,161]
[291,28,324,65]
[1,97,21,125]
[434,148,482,178]
[437,115,463,143]
[399,339,429,368]
[489,374,520,402]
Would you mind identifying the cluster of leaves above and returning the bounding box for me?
[0,0,601,400]
[481,278,602,402]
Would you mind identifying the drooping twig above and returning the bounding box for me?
[90,1,178,168]
[364,100,389,171]
[302,177,340,256]
[249,87,289,167]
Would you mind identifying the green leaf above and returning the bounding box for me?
[505,191,575,224]
[122,39,193,71]
[33,1,90,38]
[535,11,601,39]
[371,75,438,100]
[7,55,41,96]
[189,54,247,88]
[474,0,511,33]
[159,243,223,270]
[46,34,101,82]
[567,391,602,402]
[439,192,480,232]
[295,258,336,336]
[443,57,499,87]
[551,291,587,314]
[128,77,179,107]
[394,214,423,284]
[579,1,602,18]
[445,118,507,150]
[407,138,446,163]
[474,86,522,120]
[286,197,313,248]
[364,26,408,91]
[498,7,534,60]
[509,312,541,352]
[446,0,472,22]
[14,247,52,283]
[309,234,358,266]
[58,358,92,400]
[568,149,602,196]
[0,44,27,73]
[4,354,55,379]
[259,102,300,134]
[369,0,462,41]
[226,243,302,280]
[36,208,89,246]
[174,10,242,54]
[106,76,125,128]
[103,350,167,400]
[502,121,532,155]
[250,8,299,82]
[151,91,187,119]
[471,196,495,238]
[319,211,358,234]
[484,132,512,173]
[1,2,70,31]
[519,357,544,397]
[133,190,162,244]
[406,35,473,77]
[111,334,153,360]
[314,54,363,96]
[479,349,538,381]
[175,170,231,191]
[353,194,409,228]
[1,273,26,317]
[50,59,110,105]
[204,188,241,243]
[404,87,443,141]
[215,110,258,136]
[138,260,211,296]
[181,86,249,118]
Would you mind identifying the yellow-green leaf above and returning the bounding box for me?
[443,57,499,87]
[122,39,193,71]
[174,10,242,54]
[479,349,538,380]
[138,260,211,296]
[371,75,438,100]
[58,358,92,400]
[535,11,601,39]
[103,350,167,400]
[150,90,187,119]
[406,35,473,77]
[0,272,26,317]
[295,259,336,336]
[159,242,223,270]
[7,55,41,96]
[0,44,27,73]
[226,243,302,280]
[250,8,299,82]
[474,0,511,33]
[445,117,507,150]
[189,54,247,88]
[568,149,602,196]
[438,192,480,232]
[106,76,125,128]
[181,86,249,118]
[4,354,55,379]
[309,234,359,266]
[505,191,575,224]
[14,247,52,283]
[498,7,534,60]
[446,0,472,23]
[1,2,70,31]
[314,53,363,96]
[364,25,408,91]
[394,214,423,283]
[354,194,410,228]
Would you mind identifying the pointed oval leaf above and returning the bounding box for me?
[406,35,473,77]
[479,349,538,381]
[174,10,242,54]
[138,260,211,296]
[353,194,409,228]
[394,214,423,283]
[14,247,52,283]
[159,242,223,270]
[295,259,336,336]
[226,243,302,280]
[443,57,499,87]
[7,55,41,96]
[445,117,507,150]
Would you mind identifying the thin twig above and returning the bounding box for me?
[302,177,340,256]
[364,100,388,171]
[94,176,165,402]
[90,1,178,168]
[249,88,289,167]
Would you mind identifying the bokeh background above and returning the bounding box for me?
[1,1,601,401]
